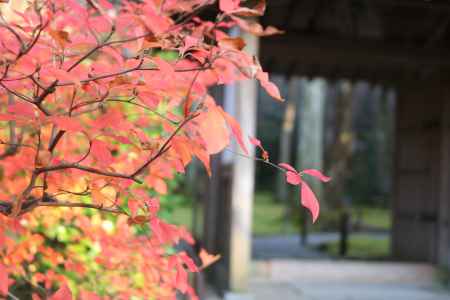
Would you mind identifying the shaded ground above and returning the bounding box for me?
[249,260,449,300]
[252,233,388,260]
[207,234,449,300]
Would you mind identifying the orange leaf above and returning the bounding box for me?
[231,16,284,37]
[196,106,230,154]
[48,30,71,48]
[127,215,148,225]
[218,37,246,51]
[199,249,221,270]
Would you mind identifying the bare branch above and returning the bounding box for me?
[35,163,143,184]
[37,201,125,215]
[0,194,127,216]
[131,113,199,177]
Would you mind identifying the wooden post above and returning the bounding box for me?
[392,83,441,262]
[439,89,450,268]
[228,31,258,293]
[339,212,349,257]
[277,77,298,230]
[297,78,326,243]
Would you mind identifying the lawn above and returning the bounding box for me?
[167,191,391,236]
[165,192,298,236]
[317,235,391,260]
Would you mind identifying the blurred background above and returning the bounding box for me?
[161,1,450,299]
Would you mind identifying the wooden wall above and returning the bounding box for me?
[439,90,450,268]
[393,81,449,264]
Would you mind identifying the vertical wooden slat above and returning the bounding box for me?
[277,77,297,229]
[393,82,441,262]
[228,31,258,293]
[438,88,450,267]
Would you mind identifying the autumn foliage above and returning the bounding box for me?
[0,0,326,299]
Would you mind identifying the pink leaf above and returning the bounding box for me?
[153,57,174,76]
[278,163,297,173]
[179,251,199,273]
[91,139,113,166]
[49,284,72,300]
[8,102,36,118]
[301,182,320,223]
[50,116,84,132]
[45,67,80,85]
[256,71,283,101]
[219,0,240,13]
[0,264,8,296]
[220,109,249,155]
[302,169,331,182]
[176,264,189,293]
[249,136,261,147]
[286,171,301,185]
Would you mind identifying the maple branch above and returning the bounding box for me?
[0,20,25,53]
[47,129,65,152]
[37,201,125,215]
[35,80,58,104]
[30,114,196,187]
[55,65,212,87]
[66,23,115,72]
[107,98,178,124]
[35,163,143,184]
[20,20,48,58]
[224,148,286,173]
[0,82,33,103]
[0,94,22,160]
[11,171,39,217]
[0,194,126,216]
[0,64,10,82]
[60,0,210,73]
[131,113,199,177]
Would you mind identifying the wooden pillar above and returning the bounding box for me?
[438,88,450,268]
[297,78,326,227]
[277,77,297,227]
[392,82,441,262]
[228,31,258,293]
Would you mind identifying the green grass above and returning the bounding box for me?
[318,235,391,260]
[352,206,391,230]
[252,192,298,236]
[166,192,298,236]
[167,192,392,237]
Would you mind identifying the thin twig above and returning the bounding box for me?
[131,113,199,177]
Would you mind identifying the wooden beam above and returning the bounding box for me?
[260,34,450,80]
[267,0,450,11]
[438,89,450,268]
[425,16,450,47]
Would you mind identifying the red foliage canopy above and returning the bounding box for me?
[0,0,326,298]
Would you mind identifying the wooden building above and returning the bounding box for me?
[200,0,450,296]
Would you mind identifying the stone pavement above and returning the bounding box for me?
[248,259,450,300]
[205,234,450,300]
[207,259,450,300]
